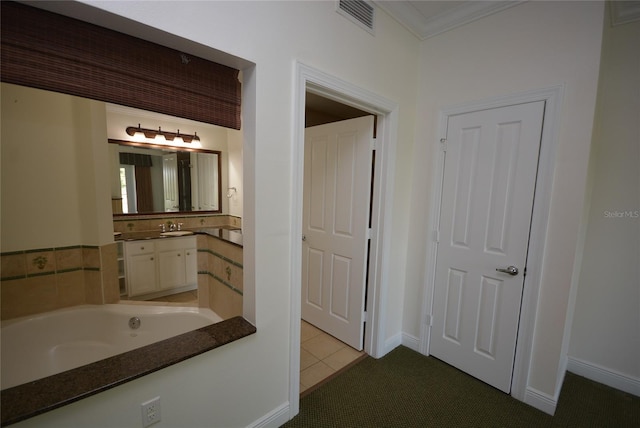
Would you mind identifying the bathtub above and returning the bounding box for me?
[1,304,222,390]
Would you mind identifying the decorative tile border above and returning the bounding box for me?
[198,271,243,296]
[0,245,100,281]
[197,248,243,269]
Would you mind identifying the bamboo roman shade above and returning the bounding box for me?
[0,1,241,129]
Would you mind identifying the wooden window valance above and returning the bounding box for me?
[1,1,241,130]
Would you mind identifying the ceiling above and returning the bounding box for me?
[307,0,640,118]
[375,0,524,40]
[378,1,640,39]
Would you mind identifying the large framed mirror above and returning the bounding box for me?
[109,139,222,215]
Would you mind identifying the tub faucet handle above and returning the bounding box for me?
[159,224,166,232]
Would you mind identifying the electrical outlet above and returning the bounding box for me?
[141,396,161,427]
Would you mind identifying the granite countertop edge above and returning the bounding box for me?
[116,227,243,247]
[0,316,255,427]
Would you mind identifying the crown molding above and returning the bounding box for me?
[610,0,640,26]
[376,1,524,40]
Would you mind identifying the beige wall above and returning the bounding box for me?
[568,5,640,388]
[9,1,420,427]
[1,83,112,251]
[404,0,604,405]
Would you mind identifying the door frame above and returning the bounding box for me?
[419,85,564,405]
[290,62,399,417]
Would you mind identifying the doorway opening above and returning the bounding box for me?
[300,93,373,394]
[290,62,400,418]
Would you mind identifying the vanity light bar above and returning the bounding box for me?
[126,124,200,143]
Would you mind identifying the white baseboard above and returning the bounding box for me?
[247,402,290,428]
[383,331,421,355]
[524,386,557,415]
[383,332,403,355]
[567,356,640,396]
[401,332,420,352]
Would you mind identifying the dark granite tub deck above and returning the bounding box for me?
[0,316,255,426]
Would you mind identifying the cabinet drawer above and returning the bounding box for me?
[155,236,196,252]
[125,241,155,256]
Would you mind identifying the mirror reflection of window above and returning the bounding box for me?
[119,165,137,213]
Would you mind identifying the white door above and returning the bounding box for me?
[196,153,220,211]
[430,101,545,392]
[302,116,374,350]
[163,153,179,211]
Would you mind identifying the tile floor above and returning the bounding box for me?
[300,320,366,394]
[121,295,363,392]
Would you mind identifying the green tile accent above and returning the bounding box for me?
[0,250,25,256]
[198,248,243,268]
[0,274,27,281]
[83,267,101,272]
[57,267,84,274]
[56,245,83,250]
[26,271,56,278]
[25,248,54,253]
[206,271,243,296]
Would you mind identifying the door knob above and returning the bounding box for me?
[302,235,307,242]
[496,266,519,276]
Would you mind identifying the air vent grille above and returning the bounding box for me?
[337,0,375,33]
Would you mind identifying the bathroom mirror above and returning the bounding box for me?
[109,140,222,215]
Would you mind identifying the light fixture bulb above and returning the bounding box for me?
[132,124,145,141]
[174,129,185,144]
[155,126,166,143]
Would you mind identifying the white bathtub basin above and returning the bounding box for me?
[1,304,222,389]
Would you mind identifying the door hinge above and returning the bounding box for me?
[371,137,378,150]
[440,138,447,152]
[433,230,440,243]
[363,310,369,323]
[366,228,373,240]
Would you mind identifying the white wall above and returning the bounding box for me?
[567,6,640,394]
[404,0,604,407]
[10,1,419,427]
[227,128,243,219]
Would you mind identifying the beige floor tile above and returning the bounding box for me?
[300,361,335,388]
[300,382,309,394]
[301,321,323,342]
[302,333,346,360]
[323,346,365,371]
[300,348,320,371]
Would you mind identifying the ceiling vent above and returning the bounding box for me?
[337,0,375,34]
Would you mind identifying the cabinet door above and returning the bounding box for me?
[185,247,198,286]
[127,253,157,296]
[158,249,186,290]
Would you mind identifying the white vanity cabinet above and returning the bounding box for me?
[125,241,157,297]
[157,238,197,291]
[124,236,197,298]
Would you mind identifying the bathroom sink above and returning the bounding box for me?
[160,231,194,237]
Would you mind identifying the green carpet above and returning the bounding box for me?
[283,346,639,427]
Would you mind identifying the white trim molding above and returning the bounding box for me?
[290,61,399,420]
[375,1,524,40]
[401,333,420,352]
[567,356,640,397]
[247,402,290,428]
[610,0,640,26]
[524,387,557,416]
